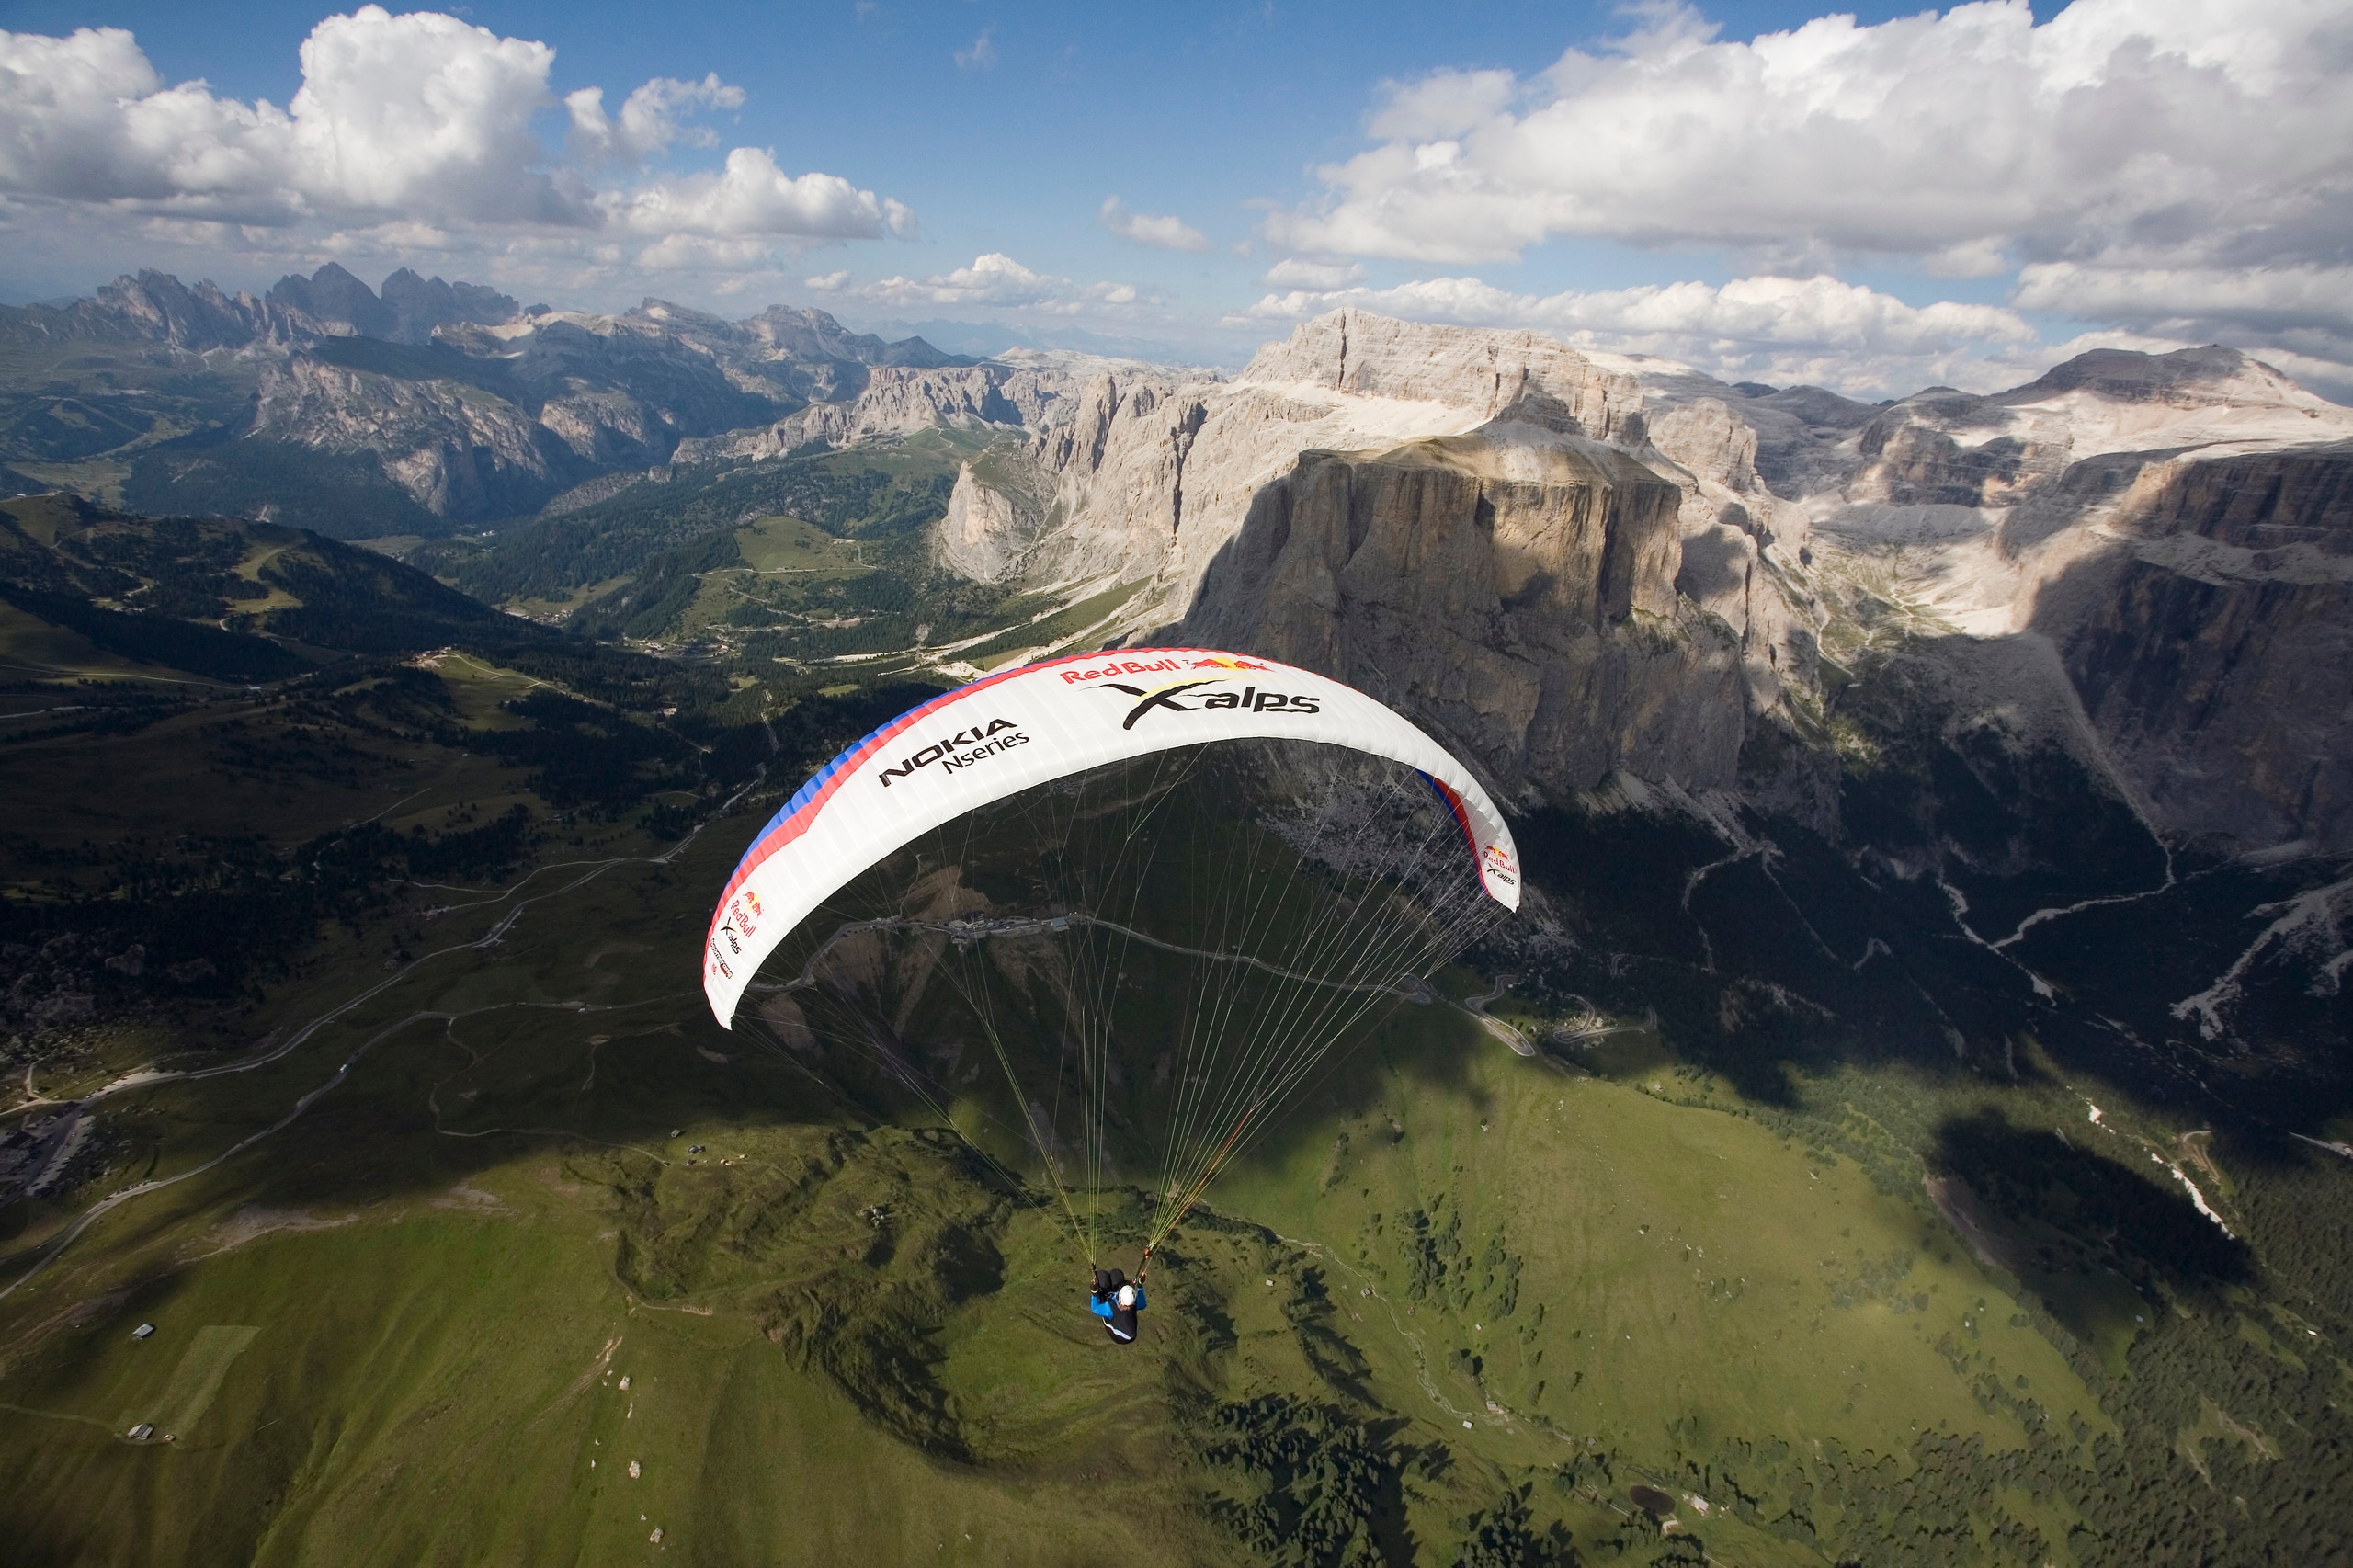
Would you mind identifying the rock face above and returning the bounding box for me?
[0,263,524,352]
[1792,345,2353,849]
[0,265,978,523]
[675,365,1074,463]
[245,312,783,517]
[250,356,558,519]
[937,457,1050,583]
[1241,311,1649,442]
[1176,418,1748,796]
[265,261,520,344]
[927,314,2353,849]
[2037,441,2353,848]
[937,310,1813,800]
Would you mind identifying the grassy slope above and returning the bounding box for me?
[0,653,540,866]
[0,778,2133,1565]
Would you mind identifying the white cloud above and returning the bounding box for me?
[956,28,997,71]
[810,252,1148,315]
[1260,258,1365,290]
[1365,67,1516,142]
[0,10,910,248]
[2016,262,2353,338]
[566,74,744,165]
[0,13,562,224]
[286,7,563,221]
[1269,0,2353,278]
[1098,197,1210,252]
[632,233,775,270]
[608,148,911,242]
[1242,272,2050,397]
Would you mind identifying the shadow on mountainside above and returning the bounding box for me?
[1932,1108,2253,1342]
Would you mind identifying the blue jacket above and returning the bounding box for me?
[1090,1287,1145,1342]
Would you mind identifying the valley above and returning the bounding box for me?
[0,290,2347,1567]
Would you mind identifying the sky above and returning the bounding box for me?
[2,0,2349,397]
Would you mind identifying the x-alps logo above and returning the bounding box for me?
[1062,655,1315,727]
[716,890,761,952]
[710,887,769,980]
[877,716,1029,788]
[1095,678,1322,730]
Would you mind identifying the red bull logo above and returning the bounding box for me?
[1059,654,1269,685]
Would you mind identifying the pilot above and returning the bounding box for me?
[1088,1267,1146,1344]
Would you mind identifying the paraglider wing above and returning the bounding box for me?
[703,648,1518,1028]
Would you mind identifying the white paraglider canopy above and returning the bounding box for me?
[704,648,1518,1029]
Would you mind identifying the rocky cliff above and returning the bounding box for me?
[1176,416,1747,797]
[674,364,1074,463]
[1789,345,2353,849]
[2036,441,2353,849]
[922,315,2353,851]
[934,311,1816,799]
[0,263,521,352]
[0,265,976,527]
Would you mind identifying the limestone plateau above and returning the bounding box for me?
[930,312,2353,859]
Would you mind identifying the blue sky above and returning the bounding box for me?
[2,1,2347,396]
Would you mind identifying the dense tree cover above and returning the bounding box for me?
[731,572,1049,664]
[1,504,246,602]
[1190,1394,1415,1567]
[0,799,539,1028]
[0,392,156,463]
[472,689,699,811]
[470,639,731,714]
[0,494,569,690]
[1449,1486,1577,1567]
[0,658,960,1058]
[570,528,744,642]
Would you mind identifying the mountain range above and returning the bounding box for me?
[5,265,2348,1047]
[9,259,2348,848]
[0,265,980,532]
[913,311,2353,864]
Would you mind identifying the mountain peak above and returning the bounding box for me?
[2000,345,2317,411]
[267,262,393,337]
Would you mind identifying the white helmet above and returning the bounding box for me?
[1116,1284,1137,1308]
